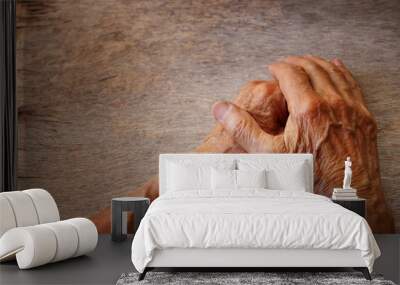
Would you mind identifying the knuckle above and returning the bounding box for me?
[288,65,309,80]
[286,56,319,71]
[331,65,341,74]
[244,80,276,99]
[304,61,319,72]
[279,61,297,70]
[252,81,269,93]
[241,80,262,92]
[303,54,316,59]
[231,117,251,140]
[346,100,356,111]
[285,55,302,62]
[296,97,327,119]
[246,80,265,89]
[330,97,347,110]
[330,65,345,78]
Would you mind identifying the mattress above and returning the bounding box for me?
[131,190,380,273]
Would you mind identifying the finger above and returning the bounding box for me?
[283,56,336,97]
[305,55,349,94]
[212,101,284,153]
[268,62,319,115]
[331,59,357,87]
[304,55,351,100]
[234,80,288,135]
[332,59,365,103]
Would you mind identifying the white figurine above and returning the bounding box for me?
[343,157,352,190]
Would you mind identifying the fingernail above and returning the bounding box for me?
[332,58,343,66]
[212,101,230,122]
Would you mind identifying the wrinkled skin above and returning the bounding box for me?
[91,55,394,233]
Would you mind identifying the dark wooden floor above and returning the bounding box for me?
[0,235,133,285]
[0,235,398,285]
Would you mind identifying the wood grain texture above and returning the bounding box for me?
[16,0,400,232]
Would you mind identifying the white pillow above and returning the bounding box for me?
[267,161,308,191]
[236,169,266,189]
[238,159,309,192]
[211,169,267,190]
[167,163,210,191]
[166,159,236,192]
[211,168,236,190]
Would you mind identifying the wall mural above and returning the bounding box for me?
[16,1,400,233]
[91,77,394,233]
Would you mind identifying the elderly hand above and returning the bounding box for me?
[212,55,394,233]
[91,56,394,234]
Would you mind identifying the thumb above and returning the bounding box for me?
[212,101,285,153]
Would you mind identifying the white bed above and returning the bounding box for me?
[131,153,380,280]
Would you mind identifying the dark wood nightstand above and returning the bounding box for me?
[332,198,366,218]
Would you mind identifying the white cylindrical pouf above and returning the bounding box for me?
[0,192,39,227]
[65,218,98,257]
[0,196,17,237]
[0,226,57,269]
[23,189,60,224]
[42,221,79,262]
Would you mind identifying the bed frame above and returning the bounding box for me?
[139,153,371,280]
[140,248,370,280]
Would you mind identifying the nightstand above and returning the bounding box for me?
[111,197,150,242]
[332,198,366,218]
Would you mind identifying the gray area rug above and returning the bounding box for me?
[116,272,396,285]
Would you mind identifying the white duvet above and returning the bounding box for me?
[131,190,380,273]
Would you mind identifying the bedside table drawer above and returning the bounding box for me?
[332,199,366,218]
